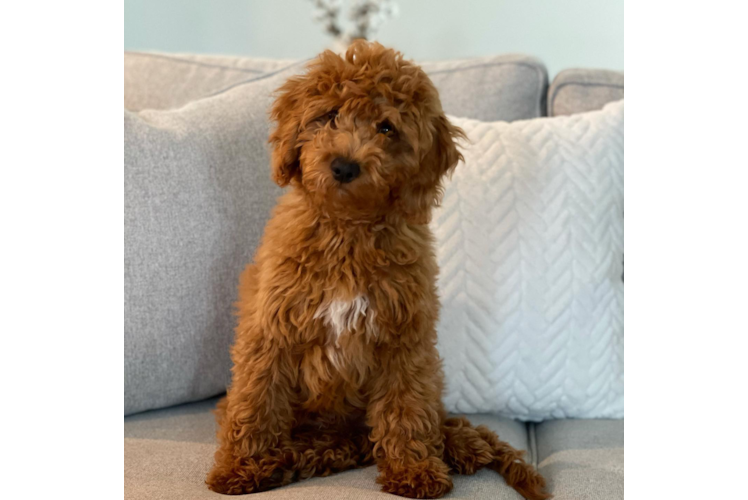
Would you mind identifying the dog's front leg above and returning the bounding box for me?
[206,334,296,495]
[367,341,452,499]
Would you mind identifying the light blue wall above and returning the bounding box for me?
[125,0,623,77]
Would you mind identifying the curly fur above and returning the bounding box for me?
[206,41,550,499]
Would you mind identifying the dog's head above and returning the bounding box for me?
[269,41,464,224]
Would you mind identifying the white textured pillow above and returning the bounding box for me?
[433,101,624,421]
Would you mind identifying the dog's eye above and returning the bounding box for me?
[323,110,338,123]
[377,121,396,136]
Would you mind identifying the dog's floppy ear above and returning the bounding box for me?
[268,76,307,187]
[428,113,464,180]
[399,113,464,224]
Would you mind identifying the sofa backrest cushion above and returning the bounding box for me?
[422,54,547,121]
[125,52,548,122]
[124,52,297,113]
[547,68,624,117]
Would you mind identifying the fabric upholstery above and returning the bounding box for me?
[548,69,624,117]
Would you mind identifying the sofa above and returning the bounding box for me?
[124,50,624,500]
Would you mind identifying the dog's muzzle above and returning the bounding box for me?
[330,158,361,184]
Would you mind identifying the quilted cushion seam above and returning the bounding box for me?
[527,422,539,468]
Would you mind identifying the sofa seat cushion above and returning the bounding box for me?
[124,398,531,499]
[534,419,624,500]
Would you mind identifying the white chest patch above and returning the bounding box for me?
[314,295,377,369]
[314,295,373,344]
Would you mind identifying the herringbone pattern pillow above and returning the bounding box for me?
[433,101,624,420]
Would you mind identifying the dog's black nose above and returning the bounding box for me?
[330,158,361,184]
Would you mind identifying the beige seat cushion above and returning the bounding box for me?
[124,397,531,500]
[535,419,624,500]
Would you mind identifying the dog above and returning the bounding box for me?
[206,41,550,500]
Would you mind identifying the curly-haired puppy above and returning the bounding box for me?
[206,41,550,500]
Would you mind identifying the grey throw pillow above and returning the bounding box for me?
[124,65,305,415]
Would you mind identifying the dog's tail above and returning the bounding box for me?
[443,416,551,500]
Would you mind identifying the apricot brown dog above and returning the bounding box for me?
[206,41,550,499]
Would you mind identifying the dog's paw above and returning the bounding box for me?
[377,457,453,499]
[206,459,294,495]
[206,465,255,495]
